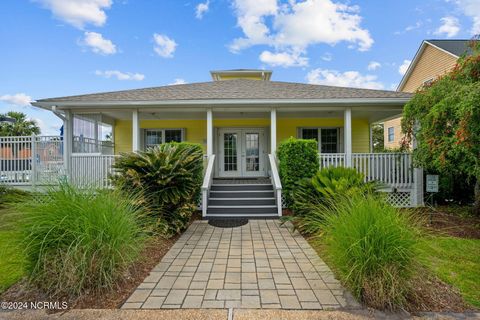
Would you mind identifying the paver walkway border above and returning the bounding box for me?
[122,219,359,310]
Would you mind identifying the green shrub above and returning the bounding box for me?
[277,137,319,206]
[318,195,420,310]
[19,184,145,297]
[292,167,379,216]
[112,142,203,236]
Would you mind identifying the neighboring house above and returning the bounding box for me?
[384,39,474,149]
[25,69,422,216]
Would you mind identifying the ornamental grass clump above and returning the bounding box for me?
[19,184,145,297]
[318,195,420,310]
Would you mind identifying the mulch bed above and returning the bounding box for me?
[0,213,201,310]
[406,268,471,313]
[414,206,480,239]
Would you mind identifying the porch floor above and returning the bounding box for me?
[122,220,359,310]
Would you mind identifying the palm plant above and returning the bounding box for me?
[291,166,380,217]
[112,142,203,236]
[0,111,40,136]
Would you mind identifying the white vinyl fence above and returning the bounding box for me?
[0,135,63,186]
[1,135,115,188]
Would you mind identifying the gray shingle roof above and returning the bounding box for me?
[427,39,475,57]
[36,79,411,103]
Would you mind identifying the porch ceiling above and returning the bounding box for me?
[72,108,401,123]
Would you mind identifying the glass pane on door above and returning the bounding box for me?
[223,133,238,171]
[245,133,259,172]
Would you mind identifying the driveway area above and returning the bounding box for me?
[122,220,359,310]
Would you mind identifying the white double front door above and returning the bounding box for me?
[218,128,266,177]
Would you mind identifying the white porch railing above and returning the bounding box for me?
[319,153,345,168]
[268,154,283,216]
[319,153,414,189]
[201,154,216,217]
[73,136,114,154]
[71,154,117,188]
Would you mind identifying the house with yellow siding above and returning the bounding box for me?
[32,69,423,217]
[384,40,473,149]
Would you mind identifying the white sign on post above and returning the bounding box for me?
[426,175,439,193]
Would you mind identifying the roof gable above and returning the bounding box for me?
[397,40,473,91]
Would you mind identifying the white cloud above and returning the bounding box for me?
[434,16,460,37]
[82,31,116,55]
[259,50,308,67]
[153,33,177,58]
[306,69,384,90]
[398,59,412,76]
[321,52,333,61]
[36,0,112,29]
[95,70,145,81]
[0,93,32,107]
[230,0,373,59]
[394,21,422,35]
[367,61,381,71]
[168,78,187,85]
[195,0,210,19]
[450,0,480,34]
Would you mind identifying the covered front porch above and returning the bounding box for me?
[1,104,423,213]
[87,105,399,177]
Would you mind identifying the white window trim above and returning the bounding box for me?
[144,128,185,149]
[297,127,342,153]
[422,77,434,87]
[387,127,395,142]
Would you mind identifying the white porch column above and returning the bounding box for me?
[369,123,373,153]
[63,110,73,180]
[270,108,277,155]
[132,109,140,152]
[344,107,352,167]
[93,118,99,153]
[411,121,424,206]
[206,108,213,156]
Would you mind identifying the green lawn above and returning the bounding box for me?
[418,236,480,308]
[0,200,26,293]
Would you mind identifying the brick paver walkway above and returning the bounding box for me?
[122,220,358,310]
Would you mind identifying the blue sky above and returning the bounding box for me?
[0,0,479,135]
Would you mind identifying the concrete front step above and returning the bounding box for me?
[208,197,276,206]
[210,184,273,191]
[206,213,278,218]
[207,205,278,214]
[207,179,277,217]
[209,190,275,198]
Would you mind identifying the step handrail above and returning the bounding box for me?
[201,154,216,217]
[268,154,282,216]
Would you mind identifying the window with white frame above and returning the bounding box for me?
[299,128,340,153]
[144,129,184,149]
[422,78,434,87]
[387,127,395,142]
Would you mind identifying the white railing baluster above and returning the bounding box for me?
[318,152,413,190]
